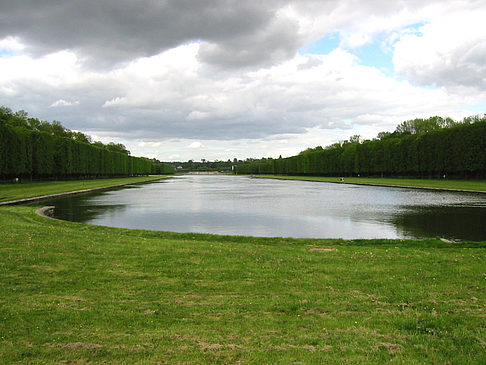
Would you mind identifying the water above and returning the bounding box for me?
[47,175,486,240]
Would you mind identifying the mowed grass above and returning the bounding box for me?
[0,205,485,363]
[0,176,167,203]
[255,175,486,192]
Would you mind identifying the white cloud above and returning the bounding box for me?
[186,111,210,121]
[142,153,159,159]
[393,8,486,91]
[102,97,127,108]
[0,36,24,53]
[50,99,79,107]
[168,154,181,161]
[187,142,206,149]
[137,141,162,148]
[0,50,81,86]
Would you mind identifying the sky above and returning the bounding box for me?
[1,0,485,162]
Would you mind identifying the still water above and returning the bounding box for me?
[47,175,486,240]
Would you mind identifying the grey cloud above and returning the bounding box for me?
[1,0,457,70]
[396,40,486,91]
[79,108,310,141]
[197,11,303,68]
[453,41,486,89]
[391,3,486,92]
[7,81,311,141]
[0,0,299,68]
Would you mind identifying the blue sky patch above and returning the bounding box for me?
[300,22,428,74]
[0,48,15,57]
[464,103,486,114]
[300,33,340,55]
[301,31,394,73]
[352,40,393,72]
[404,22,426,37]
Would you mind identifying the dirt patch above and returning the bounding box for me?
[269,344,332,352]
[309,247,337,252]
[61,296,87,302]
[44,342,103,350]
[30,265,61,272]
[199,343,224,351]
[198,342,243,351]
[56,303,88,311]
[305,309,329,316]
[373,342,403,355]
[35,206,56,218]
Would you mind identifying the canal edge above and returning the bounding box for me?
[251,176,486,194]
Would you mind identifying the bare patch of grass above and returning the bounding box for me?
[372,342,403,355]
[309,247,337,252]
[43,342,103,350]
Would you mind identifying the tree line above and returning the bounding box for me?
[0,107,174,180]
[235,115,486,179]
[173,158,245,172]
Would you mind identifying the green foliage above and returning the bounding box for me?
[104,142,130,155]
[395,116,456,135]
[236,115,486,179]
[173,159,240,172]
[0,106,174,179]
[151,159,176,174]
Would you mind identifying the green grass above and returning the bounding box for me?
[1,203,485,363]
[255,175,486,192]
[0,176,167,203]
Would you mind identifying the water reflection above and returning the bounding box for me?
[47,175,486,240]
[392,205,486,241]
[47,190,128,222]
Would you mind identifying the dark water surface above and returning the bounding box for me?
[47,175,486,240]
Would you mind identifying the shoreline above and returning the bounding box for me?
[35,205,56,219]
[0,177,167,206]
[251,175,486,194]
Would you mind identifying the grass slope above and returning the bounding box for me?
[255,175,486,192]
[0,176,166,203]
[0,205,485,363]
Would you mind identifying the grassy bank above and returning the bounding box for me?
[0,176,167,203]
[254,175,486,192]
[0,203,485,363]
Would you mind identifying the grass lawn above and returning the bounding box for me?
[255,175,486,192]
[0,176,167,203]
[0,202,485,363]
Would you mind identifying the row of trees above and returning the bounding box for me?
[1,107,132,154]
[173,158,245,172]
[235,116,486,179]
[0,107,174,180]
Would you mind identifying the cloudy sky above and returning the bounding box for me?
[1,0,485,161]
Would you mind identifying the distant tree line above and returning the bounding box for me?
[173,158,244,172]
[235,115,486,179]
[0,106,174,180]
